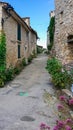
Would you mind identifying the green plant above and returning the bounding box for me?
[5,66,14,81]
[37,45,43,54]
[52,71,69,88]
[47,44,53,52]
[28,55,33,63]
[14,60,23,74]
[69,68,73,82]
[46,58,72,89]
[0,31,6,67]
[46,57,62,75]
[14,67,21,75]
[0,68,6,87]
[0,31,6,87]
[0,78,4,87]
[22,58,27,66]
[47,16,55,52]
[32,50,37,58]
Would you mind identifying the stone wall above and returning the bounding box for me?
[30,32,37,54]
[28,31,37,56]
[0,2,37,68]
[54,0,73,67]
[2,8,29,68]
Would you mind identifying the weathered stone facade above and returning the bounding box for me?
[54,0,73,67]
[0,2,37,68]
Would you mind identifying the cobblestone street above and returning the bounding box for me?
[0,54,59,130]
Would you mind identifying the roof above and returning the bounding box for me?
[0,1,38,37]
[1,2,30,31]
[30,26,39,39]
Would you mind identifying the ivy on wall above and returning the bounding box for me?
[0,31,6,87]
[0,31,6,70]
[47,16,55,52]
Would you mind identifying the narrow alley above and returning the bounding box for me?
[0,54,59,130]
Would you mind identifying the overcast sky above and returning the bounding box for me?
[2,0,55,48]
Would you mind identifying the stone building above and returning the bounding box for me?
[49,11,55,18]
[0,2,38,68]
[54,0,73,68]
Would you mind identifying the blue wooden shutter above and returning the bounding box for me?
[18,44,21,58]
[17,24,21,41]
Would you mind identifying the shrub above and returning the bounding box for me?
[37,45,43,54]
[22,58,27,66]
[0,31,6,66]
[47,16,55,52]
[32,50,37,58]
[46,57,62,73]
[5,66,14,81]
[14,60,23,73]
[0,31,6,87]
[0,68,6,87]
[46,57,72,89]
[69,68,73,82]
[28,55,33,63]
[0,78,4,87]
[14,67,21,75]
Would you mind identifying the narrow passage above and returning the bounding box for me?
[0,54,59,130]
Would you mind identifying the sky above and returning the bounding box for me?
[2,0,55,48]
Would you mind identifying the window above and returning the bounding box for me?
[17,23,21,41]
[67,35,73,43]
[18,44,21,58]
[26,31,29,40]
[60,11,63,24]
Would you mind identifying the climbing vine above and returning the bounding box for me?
[0,31,6,87]
[47,16,55,52]
[0,31,6,70]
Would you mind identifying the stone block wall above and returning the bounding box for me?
[28,31,37,56]
[0,2,37,68]
[54,0,73,66]
[2,8,29,68]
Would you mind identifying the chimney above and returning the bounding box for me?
[22,17,30,27]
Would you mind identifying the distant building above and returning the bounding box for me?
[49,11,55,18]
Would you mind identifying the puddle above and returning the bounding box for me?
[20,116,35,121]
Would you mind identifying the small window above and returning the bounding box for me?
[67,35,73,43]
[18,44,21,58]
[26,31,29,40]
[60,11,63,24]
[17,23,21,41]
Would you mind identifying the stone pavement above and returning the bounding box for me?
[0,54,59,130]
